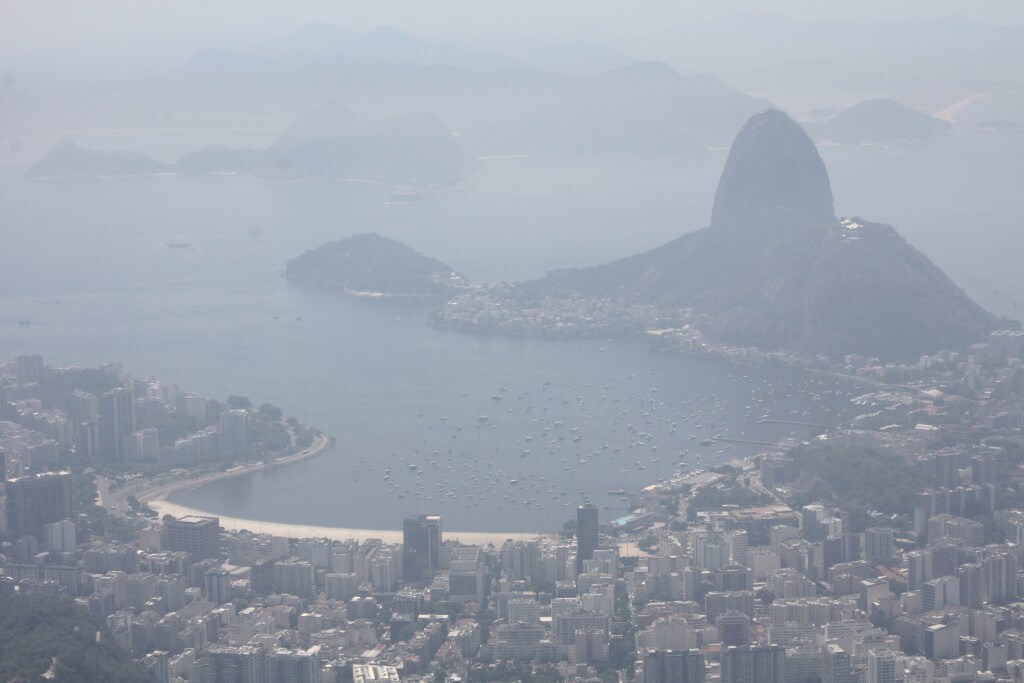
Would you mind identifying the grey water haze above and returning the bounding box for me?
[2,134,1022,530]
[6,4,1024,682]
[0,156,850,532]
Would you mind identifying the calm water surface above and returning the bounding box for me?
[1,133,1019,531]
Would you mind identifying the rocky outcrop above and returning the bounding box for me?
[711,109,835,229]
[515,110,999,360]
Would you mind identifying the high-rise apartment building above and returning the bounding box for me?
[14,354,44,383]
[99,386,135,461]
[205,644,266,683]
[720,645,785,683]
[716,611,751,647]
[164,515,220,561]
[866,650,897,683]
[269,647,320,683]
[402,514,441,582]
[4,471,73,542]
[643,650,706,683]
[576,504,599,573]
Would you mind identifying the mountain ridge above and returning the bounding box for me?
[808,98,952,144]
[28,102,475,187]
[513,110,1000,361]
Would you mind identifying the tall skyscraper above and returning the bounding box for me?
[204,568,231,605]
[4,471,73,542]
[402,514,442,582]
[14,354,45,383]
[720,645,785,683]
[959,562,983,609]
[44,518,77,552]
[982,551,1017,604]
[273,559,315,598]
[205,644,266,683]
[576,504,599,573]
[143,650,170,683]
[99,386,135,461]
[866,650,897,683]
[822,644,853,683]
[69,390,100,458]
[716,611,751,647]
[801,504,826,542]
[643,650,706,683]
[269,647,320,683]
[219,409,249,457]
[164,515,220,561]
[865,527,895,563]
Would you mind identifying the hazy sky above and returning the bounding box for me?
[4,0,1024,80]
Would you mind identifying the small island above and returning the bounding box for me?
[25,137,170,179]
[285,233,469,299]
[807,98,952,145]
[27,101,477,189]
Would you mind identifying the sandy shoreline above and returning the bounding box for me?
[146,496,550,546]
[135,432,552,546]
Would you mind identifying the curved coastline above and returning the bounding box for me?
[133,432,551,547]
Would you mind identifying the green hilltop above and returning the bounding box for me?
[0,595,155,683]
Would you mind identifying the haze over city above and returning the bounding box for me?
[2,2,1024,682]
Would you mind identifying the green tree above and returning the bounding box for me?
[0,595,155,682]
[226,395,252,409]
[259,403,284,421]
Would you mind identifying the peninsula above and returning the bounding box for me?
[437,110,1004,362]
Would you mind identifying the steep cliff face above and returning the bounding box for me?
[515,110,999,360]
[711,109,835,230]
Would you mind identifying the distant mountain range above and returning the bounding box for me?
[26,137,171,178]
[253,24,633,77]
[254,23,520,72]
[178,50,771,156]
[26,55,771,171]
[807,99,952,144]
[515,110,999,361]
[286,233,463,299]
[27,102,476,187]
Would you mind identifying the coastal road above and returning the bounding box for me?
[97,431,332,517]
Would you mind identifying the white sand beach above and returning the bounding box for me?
[147,496,550,547]
[135,431,552,547]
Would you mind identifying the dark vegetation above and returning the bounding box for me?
[786,443,925,531]
[75,472,140,542]
[0,595,155,683]
[287,233,460,297]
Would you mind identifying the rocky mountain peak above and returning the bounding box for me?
[711,109,835,229]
